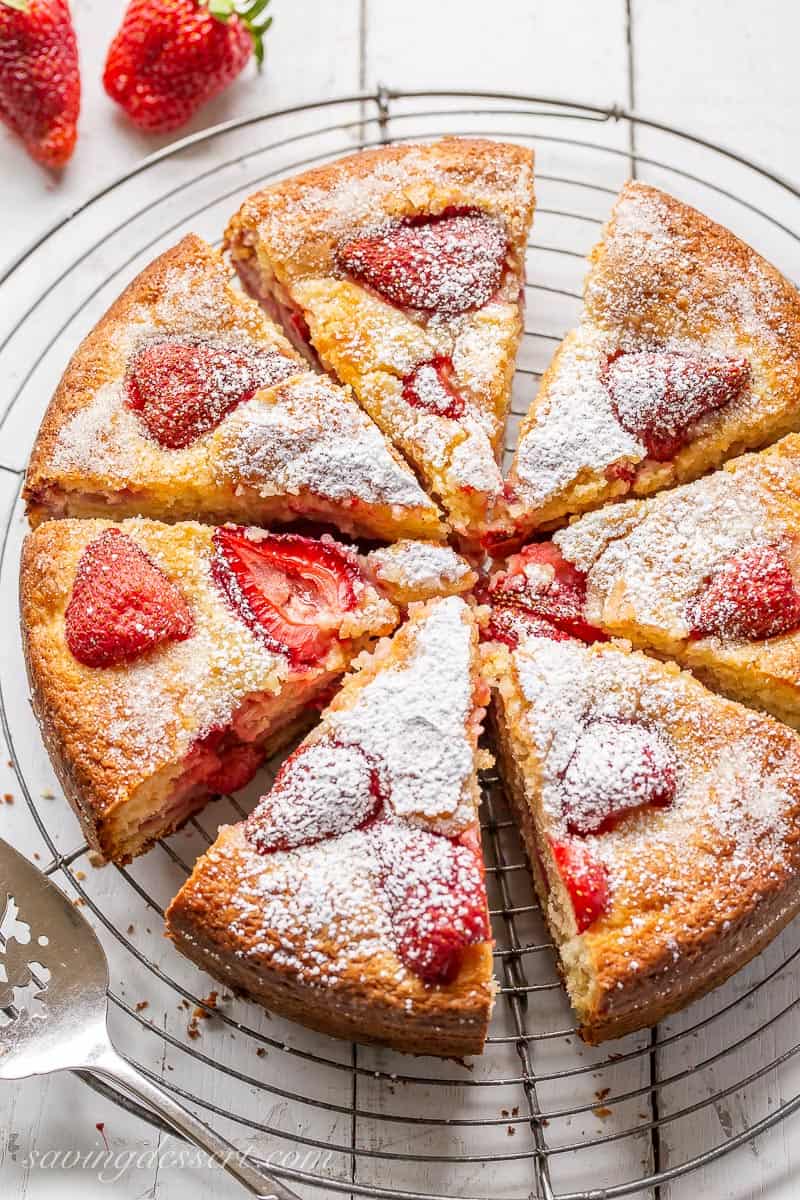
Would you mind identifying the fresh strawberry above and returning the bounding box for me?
[376,822,489,984]
[549,839,609,934]
[602,350,750,461]
[212,528,360,667]
[126,337,295,450]
[0,0,80,168]
[402,357,465,420]
[337,211,507,315]
[246,738,383,854]
[688,543,800,641]
[103,0,273,134]
[487,542,607,644]
[561,718,677,836]
[65,529,193,668]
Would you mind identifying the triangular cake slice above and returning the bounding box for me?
[24,235,445,544]
[166,596,495,1057]
[485,633,800,1043]
[21,519,473,864]
[552,432,800,728]
[225,138,535,544]
[500,181,800,542]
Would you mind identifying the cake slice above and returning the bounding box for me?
[21,520,471,864]
[166,596,495,1057]
[485,633,800,1043]
[225,138,535,544]
[24,234,445,544]
[500,181,800,543]
[549,433,800,729]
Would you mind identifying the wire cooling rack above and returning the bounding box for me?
[3,90,800,1200]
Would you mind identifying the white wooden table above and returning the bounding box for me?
[2,2,800,1198]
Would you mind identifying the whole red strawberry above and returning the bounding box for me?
[103,0,272,134]
[0,0,80,167]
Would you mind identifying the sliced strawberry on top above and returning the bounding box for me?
[126,337,296,450]
[337,211,507,315]
[687,543,800,642]
[65,529,194,668]
[402,357,465,420]
[549,839,609,934]
[211,527,361,667]
[246,738,383,854]
[561,718,677,836]
[488,542,608,644]
[374,822,490,985]
[602,349,751,461]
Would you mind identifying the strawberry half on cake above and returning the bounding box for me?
[549,432,800,729]
[24,235,444,545]
[498,181,800,543]
[20,520,469,865]
[485,634,800,1043]
[166,596,495,1057]
[225,138,535,545]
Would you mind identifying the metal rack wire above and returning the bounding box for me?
[3,90,800,1200]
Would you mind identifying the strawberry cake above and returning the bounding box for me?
[485,633,800,1043]
[166,596,495,1056]
[24,235,444,544]
[546,432,800,730]
[225,138,535,544]
[20,519,472,864]
[500,181,800,542]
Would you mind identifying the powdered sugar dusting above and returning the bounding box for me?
[212,375,435,510]
[328,596,477,831]
[364,541,473,595]
[556,460,782,634]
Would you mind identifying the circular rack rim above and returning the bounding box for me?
[3,88,800,1200]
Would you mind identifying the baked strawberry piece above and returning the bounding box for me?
[337,211,507,316]
[688,543,800,642]
[126,337,296,450]
[65,528,193,667]
[602,350,751,462]
[552,434,800,729]
[25,235,445,546]
[482,542,607,646]
[21,518,404,865]
[166,596,495,1057]
[225,138,535,544]
[502,181,800,541]
[486,633,800,1043]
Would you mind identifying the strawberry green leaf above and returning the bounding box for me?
[0,0,31,11]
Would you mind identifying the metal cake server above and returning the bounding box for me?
[0,837,299,1200]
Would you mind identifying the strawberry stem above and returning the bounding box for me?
[201,0,273,67]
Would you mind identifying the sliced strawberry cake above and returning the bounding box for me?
[485,633,800,1042]
[500,181,800,542]
[20,519,472,864]
[225,137,535,544]
[166,595,495,1057]
[24,235,444,544]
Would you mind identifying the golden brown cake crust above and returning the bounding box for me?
[486,637,800,1043]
